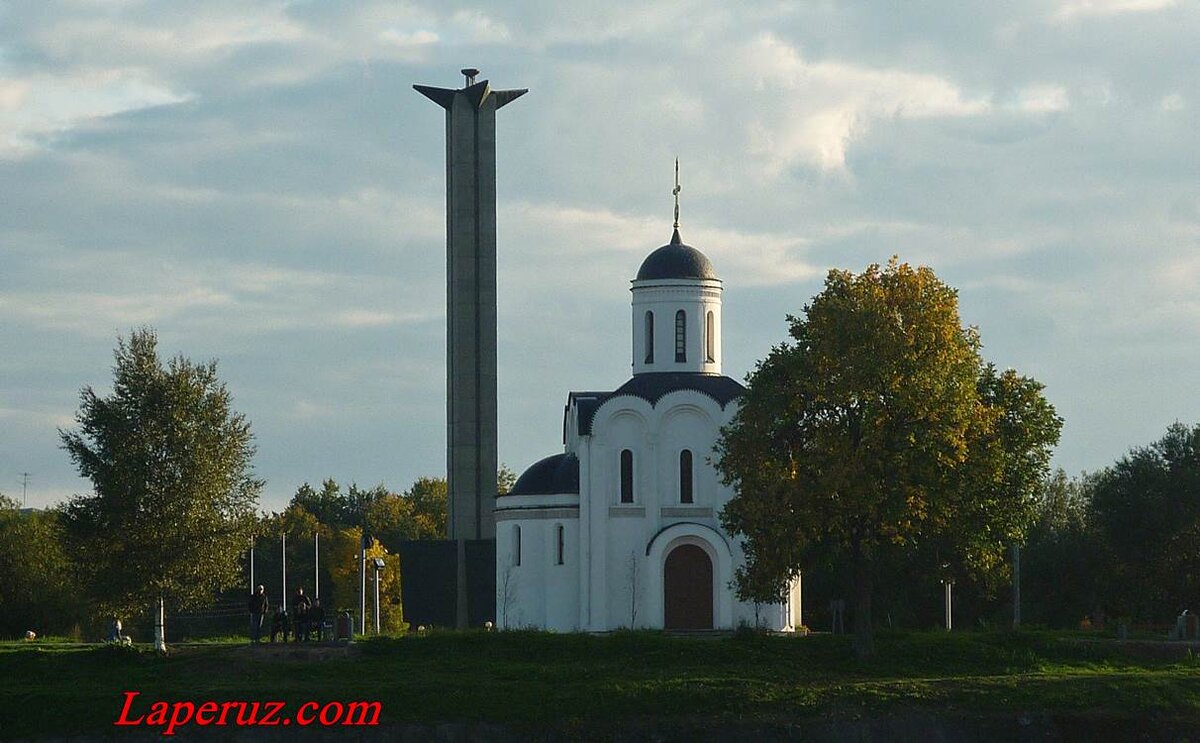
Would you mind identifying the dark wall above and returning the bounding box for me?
[398,539,495,628]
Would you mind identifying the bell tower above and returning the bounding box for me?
[630,162,723,376]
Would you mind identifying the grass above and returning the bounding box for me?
[0,629,1198,738]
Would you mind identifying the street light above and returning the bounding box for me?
[940,562,953,632]
[372,557,386,635]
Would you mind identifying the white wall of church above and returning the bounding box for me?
[577,392,789,631]
[495,510,580,631]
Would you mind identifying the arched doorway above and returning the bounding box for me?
[664,543,714,629]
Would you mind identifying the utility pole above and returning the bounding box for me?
[19,472,30,508]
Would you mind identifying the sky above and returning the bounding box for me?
[1,0,1198,512]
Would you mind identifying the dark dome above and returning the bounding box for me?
[506,453,580,496]
[635,228,718,281]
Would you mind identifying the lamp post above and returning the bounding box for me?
[358,536,366,635]
[1012,543,1022,629]
[372,557,386,635]
[943,580,953,631]
[941,562,953,632]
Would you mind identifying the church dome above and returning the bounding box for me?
[635,228,718,281]
[506,453,580,496]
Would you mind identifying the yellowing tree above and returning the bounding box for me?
[717,259,1060,657]
[365,538,407,634]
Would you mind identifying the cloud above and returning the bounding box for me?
[0,71,189,152]
[735,33,992,173]
[2,0,1199,509]
[449,10,512,43]
[1161,93,1185,111]
[1010,84,1070,113]
[1054,0,1179,22]
[379,29,439,47]
[0,406,76,430]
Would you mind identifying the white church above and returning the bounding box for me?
[496,223,803,631]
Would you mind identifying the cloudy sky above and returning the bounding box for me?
[2,0,1197,511]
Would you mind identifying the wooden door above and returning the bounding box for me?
[664,544,713,630]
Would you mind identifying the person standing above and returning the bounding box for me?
[248,585,269,644]
[293,587,313,642]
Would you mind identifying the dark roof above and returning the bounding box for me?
[505,453,580,496]
[635,228,719,281]
[577,373,746,435]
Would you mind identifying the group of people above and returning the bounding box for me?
[247,585,326,643]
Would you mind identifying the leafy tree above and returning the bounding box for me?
[1021,469,1100,627]
[403,477,447,538]
[716,259,1059,657]
[938,364,1064,584]
[1089,422,1200,622]
[60,329,261,651]
[497,464,517,495]
[326,525,364,617]
[364,491,415,544]
[364,538,407,634]
[0,499,83,638]
[291,480,349,526]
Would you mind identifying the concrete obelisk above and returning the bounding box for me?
[415,69,525,627]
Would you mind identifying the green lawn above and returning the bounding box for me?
[1,630,1198,738]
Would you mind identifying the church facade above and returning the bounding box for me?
[495,227,802,631]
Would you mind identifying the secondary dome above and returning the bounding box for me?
[507,453,580,496]
[635,228,718,281]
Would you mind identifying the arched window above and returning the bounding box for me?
[705,311,715,363]
[675,310,687,362]
[644,311,655,364]
[620,449,634,503]
[680,449,694,503]
[512,525,522,567]
[556,524,565,565]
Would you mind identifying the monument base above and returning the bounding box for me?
[397,539,496,629]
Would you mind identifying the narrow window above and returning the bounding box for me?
[680,449,694,504]
[556,524,565,565]
[675,310,687,362]
[620,449,634,503]
[705,311,715,363]
[513,525,522,567]
[644,311,655,364]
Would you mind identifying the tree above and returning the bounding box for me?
[1021,469,1100,627]
[364,538,407,634]
[1089,422,1200,622]
[403,477,447,538]
[60,329,261,652]
[291,480,350,526]
[497,464,517,495]
[716,259,1060,657]
[0,498,83,638]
